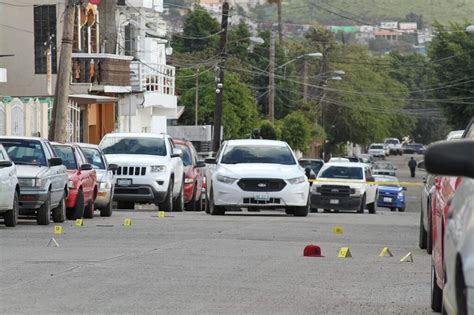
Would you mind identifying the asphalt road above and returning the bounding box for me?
[0,155,432,314]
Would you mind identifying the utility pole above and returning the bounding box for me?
[212,1,229,153]
[195,68,199,126]
[49,0,76,142]
[268,31,276,122]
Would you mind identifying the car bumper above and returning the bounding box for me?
[377,197,404,209]
[311,194,362,210]
[113,174,170,204]
[213,181,309,207]
[184,182,195,203]
[18,187,49,210]
[66,189,79,208]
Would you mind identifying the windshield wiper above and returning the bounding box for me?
[13,162,39,166]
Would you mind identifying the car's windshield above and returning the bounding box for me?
[385,139,399,145]
[81,147,106,170]
[176,144,192,166]
[100,137,167,156]
[1,140,47,166]
[299,160,324,172]
[52,145,77,170]
[373,163,394,170]
[370,145,383,149]
[319,166,363,180]
[221,145,296,165]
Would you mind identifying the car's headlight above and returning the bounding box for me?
[350,188,361,195]
[287,176,306,184]
[68,180,75,189]
[184,178,194,184]
[398,192,404,198]
[18,178,41,188]
[312,185,321,194]
[99,182,111,190]
[216,175,237,184]
[150,165,166,173]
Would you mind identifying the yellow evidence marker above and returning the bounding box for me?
[400,252,414,262]
[75,219,84,227]
[379,247,393,257]
[332,226,344,234]
[338,247,352,258]
[158,211,165,218]
[54,226,62,235]
[123,218,132,226]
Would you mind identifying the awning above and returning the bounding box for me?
[69,94,118,105]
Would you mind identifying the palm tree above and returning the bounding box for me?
[267,0,283,44]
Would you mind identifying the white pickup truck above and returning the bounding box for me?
[384,138,403,155]
[99,133,184,211]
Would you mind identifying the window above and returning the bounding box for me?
[176,144,192,166]
[124,24,136,56]
[52,145,77,170]
[34,5,57,74]
[1,139,48,166]
[221,145,296,165]
[319,166,363,180]
[100,137,167,156]
[81,147,106,170]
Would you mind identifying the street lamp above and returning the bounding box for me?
[277,52,323,70]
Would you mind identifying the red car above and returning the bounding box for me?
[172,139,205,211]
[430,118,473,312]
[52,143,97,220]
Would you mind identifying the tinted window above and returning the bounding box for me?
[221,145,296,165]
[385,139,399,145]
[370,145,383,149]
[1,139,47,166]
[176,144,192,166]
[52,145,77,170]
[319,166,363,180]
[81,147,106,170]
[299,160,324,173]
[100,137,167,156]
[373,163,395,170]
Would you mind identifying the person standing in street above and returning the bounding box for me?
[408,157,417,178]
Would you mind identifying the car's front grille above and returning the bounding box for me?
[116,166,147,176]
[319,185,351,197]
[115,187,152,195]
[238,179,286,192]
[379,191,398,198]
[243,198,281,205]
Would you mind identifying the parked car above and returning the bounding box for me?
[173,139,205,211]
[368,143,386,159]
[384,138,403,155]
[100,133,184,211]
[427,118,473,312]
[343,156,364,163]
[204,139,310,216]
[310,162,378,214]
[419,130,464,254]
[299,158,324,177]
[425,138,474,315]
[383,143,390,156]
[52,143,97,220]
[0,144,20,227]
[0,137,68,225]
[403,143,425,154]
[359,154,375,167]
[328,157,350,163]
[77,143,117,217]
[373,175,406,212]
[372,161,397,176]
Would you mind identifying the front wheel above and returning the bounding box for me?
[209,190,225,215]
[398,207,405,212]
[173,181,185,212]
[290,205,309,217]
[367,201,377,214]
[4,192,19,227]
[67,189,85,220]
[419,211,427,249]
[100,201,113,217]
[37,192,51,225]
[159,180,173,212]
[52,195,66,223]
[357,195,366,213]
[83,200,94,219]
[431,264,443,312]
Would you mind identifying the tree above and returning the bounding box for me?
[176,69,260,140]
[428,22,474,129]
[267,0,283,44]
[172,6,220,53]
[259,120,280,140]
[280,112,312,152]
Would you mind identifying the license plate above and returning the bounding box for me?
[330,199,339,204]
[383,197,392,203]
[117,179,132,187]
[255,194,270,201]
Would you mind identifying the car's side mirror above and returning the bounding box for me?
[49,157,63,167]
[80,164,93,171]
[108,163,118,172]
[403,186,407,191]
[205,158,217,164]
[304,167,311,178]
[425,140,474,178]
[366,176,375,182]
[0,160,13,168]
[418,160,425,169]
[195,160,206,168]
[171,148,183,158]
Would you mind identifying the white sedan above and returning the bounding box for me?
[0,144,19,227]
[204,139,310,216]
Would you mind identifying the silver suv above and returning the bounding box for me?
[99,133,184,211]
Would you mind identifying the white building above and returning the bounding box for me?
[116,0,178,134]
[380,22,398,30]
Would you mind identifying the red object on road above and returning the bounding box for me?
[303,245,324,257]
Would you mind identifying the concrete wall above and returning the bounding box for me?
[0,0,66,96]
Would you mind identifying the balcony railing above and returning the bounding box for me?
[130,61,175,96]
[71,53,133,87]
